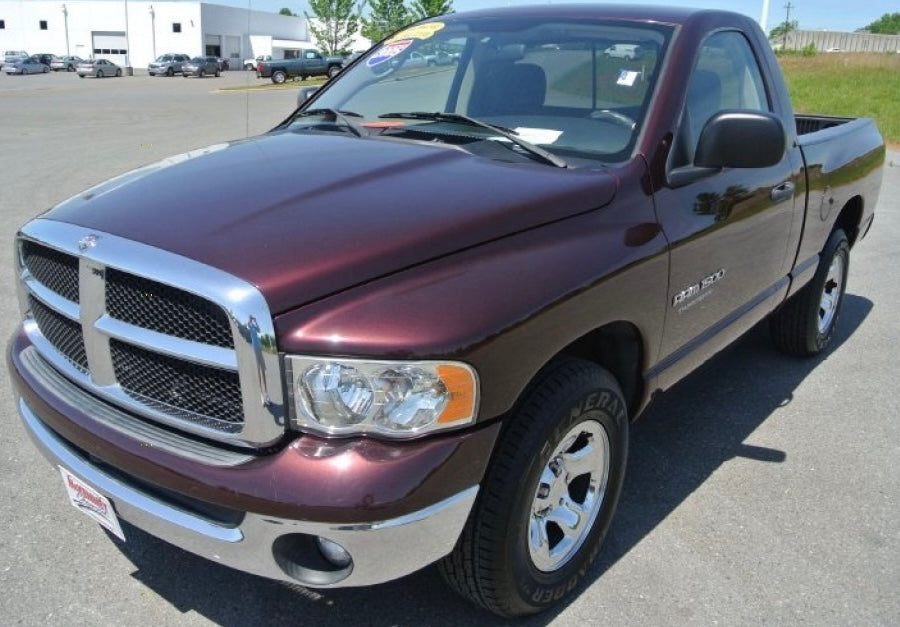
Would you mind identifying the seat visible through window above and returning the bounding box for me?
[468,62,547,117]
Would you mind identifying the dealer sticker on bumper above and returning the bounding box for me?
[58,466,125,542]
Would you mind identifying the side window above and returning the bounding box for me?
[677,31,770,165]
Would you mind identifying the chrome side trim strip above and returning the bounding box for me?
[20,398,244,542]
[333,486,479,532]
[17,219,285,447]
[19,347,255,467]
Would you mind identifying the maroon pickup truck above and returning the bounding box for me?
[7,5,884,617]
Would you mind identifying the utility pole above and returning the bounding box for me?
[783,2,794,51]
[760,0,771,32]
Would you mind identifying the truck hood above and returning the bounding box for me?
[44,131,618,314]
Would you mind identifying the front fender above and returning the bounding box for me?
[275,188,668,421]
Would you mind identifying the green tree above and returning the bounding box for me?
[278,7,297,16]
[863,12,900,34]
[410,0,453,21]
[306,0,364,54]
[361,0,410,43]
[769,19,798,41]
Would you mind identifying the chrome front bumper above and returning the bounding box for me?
[18,398,478,587]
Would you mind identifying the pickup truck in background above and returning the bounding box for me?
[7,5,884,618]
[256,49,345,83]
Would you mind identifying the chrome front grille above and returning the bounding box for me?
[22,240,80,303]
[106,268,235,348]
[110,339,244,428]
[16,220,285,448]
[29,296,89,372]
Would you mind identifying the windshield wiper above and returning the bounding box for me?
[292,108,367,138]
[378,111,568,168]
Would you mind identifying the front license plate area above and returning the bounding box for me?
[59,466,126,542]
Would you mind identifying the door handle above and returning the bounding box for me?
[770,181,795,202]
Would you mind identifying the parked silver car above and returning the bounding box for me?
[3,50,28,68]
[182,56,221,78]
[148,53,190,76]
[76,58,122,78]
[51,55,83,72]
[3,56,50,75]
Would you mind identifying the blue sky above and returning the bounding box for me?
[243,0,899,34]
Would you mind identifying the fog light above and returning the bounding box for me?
[316,536,351,568]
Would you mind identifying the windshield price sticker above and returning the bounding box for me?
[367,39,414,67]
[59,466,126,542]
[386,22,445,43]
[617,70,640,87]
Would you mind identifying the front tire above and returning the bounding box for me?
[96,70,103,78]
[440,358,629,617]
[327,65,340,78]
[166,67,174,77]
[770,228,850,356]
[115,69,121,77]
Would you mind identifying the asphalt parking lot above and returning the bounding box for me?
[0,70,898,626]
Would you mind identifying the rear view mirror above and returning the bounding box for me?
[484,43,525,62]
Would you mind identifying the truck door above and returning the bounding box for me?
[303,50,326,74]
[655,30,803,372]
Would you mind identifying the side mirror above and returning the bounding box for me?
[695,110,786,168]
[296,86,319,108]
[668,110,786,187]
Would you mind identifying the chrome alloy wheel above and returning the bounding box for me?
[817,254,844,334]
[528,420,610,572]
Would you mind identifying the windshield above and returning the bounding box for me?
[301,15,672,165]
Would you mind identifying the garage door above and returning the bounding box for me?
[92,31,127,66]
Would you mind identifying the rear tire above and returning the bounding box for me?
[215,68,220,77]
[439,358,629,617]
[96,70,103,78]
[770,228,850,356]
[272,70,286,84]
[166,67,174,77]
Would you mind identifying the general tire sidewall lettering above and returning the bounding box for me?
[508,387,628,610]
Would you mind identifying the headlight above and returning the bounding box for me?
[287,356,479,438]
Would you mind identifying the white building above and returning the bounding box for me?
[0,0,312,69]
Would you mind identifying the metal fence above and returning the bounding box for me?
[782,30,900,53]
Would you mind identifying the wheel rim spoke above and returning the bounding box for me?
[528,420,610,572]
[817,255,844,333]
[560,440,603,479]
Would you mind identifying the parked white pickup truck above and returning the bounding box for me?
[243,55,272,71]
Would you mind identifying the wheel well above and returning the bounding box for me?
[557,322,644,418]
[834,196,863,248]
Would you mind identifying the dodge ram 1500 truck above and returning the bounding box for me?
[7,5,884,617]
[256,49,345,83]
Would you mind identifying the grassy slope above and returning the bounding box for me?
[778,53,900,144]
